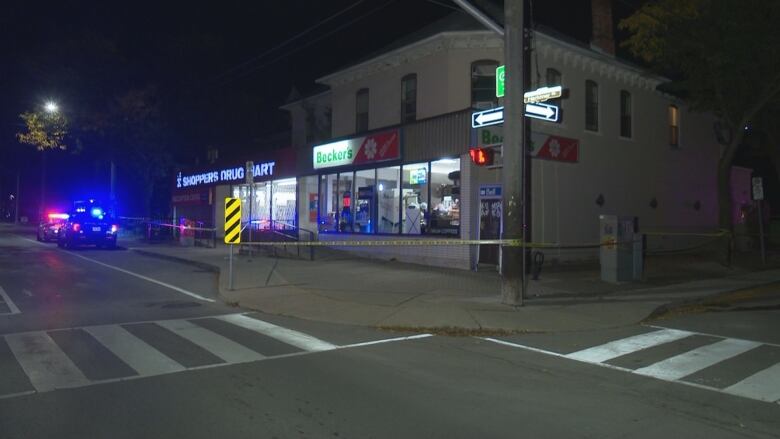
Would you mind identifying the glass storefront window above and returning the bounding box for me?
[338,172,354,232]
[377,166,400,234]
[252,182,271,230]
[401,163,429,235]
[428,158,461,236]
[319,174,338,232]
[354,169,376,233]
[272,178,297,230]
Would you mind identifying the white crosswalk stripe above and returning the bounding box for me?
[84,324,184,376]
[565,329,693,363]
[216,314,338,352]
[634,338,761,381]
[156,319,265,363]
[5,332,89,392]
[0,313,427,400]
[483,327,780,405]
[725,363,780,403]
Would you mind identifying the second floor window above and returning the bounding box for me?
[669,105,680,147]
[545,68,561,87]
[471,60,498,109]
[401,74,417,123]
[620,90,632,138]
[356,88,369,133]
[585,80,599,132]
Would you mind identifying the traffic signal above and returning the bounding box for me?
[469,147,494,166]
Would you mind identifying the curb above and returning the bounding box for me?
[129,248,221,273]
[643,280,780,321]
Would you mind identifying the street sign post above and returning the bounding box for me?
[246,161,254,252]
[496,65,505,98]
[472,103,560,128]
[524,85,562,103]
[472,107,505,128]
[524,102,559,122]
[752,177,766,265]
[752,177,764,200]
[224,197,241,244]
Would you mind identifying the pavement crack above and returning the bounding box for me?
[264,258,279,286]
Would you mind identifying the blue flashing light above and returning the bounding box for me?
[91,207,103,218]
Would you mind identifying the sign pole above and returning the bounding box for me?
[224,196,242,290]
[758,201,766,266]
[229,243,234,290]
[246,161,254,257]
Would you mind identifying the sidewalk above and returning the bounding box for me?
[125,239,780,333]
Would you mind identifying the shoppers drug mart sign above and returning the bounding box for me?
[313,129,400,169]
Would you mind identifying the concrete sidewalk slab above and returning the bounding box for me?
[125,241,780,333]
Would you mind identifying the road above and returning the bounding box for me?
[0,225,778,438]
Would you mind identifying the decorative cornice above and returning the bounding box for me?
[317,29,666,92]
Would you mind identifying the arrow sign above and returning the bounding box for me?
[524,102,559,122]
[472,107,505,128]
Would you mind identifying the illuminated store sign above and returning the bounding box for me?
[177,161,276,188]
[313,129,400,169]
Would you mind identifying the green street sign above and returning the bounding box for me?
[496,65,505,98]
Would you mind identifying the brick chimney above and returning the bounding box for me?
[590,0,615,55]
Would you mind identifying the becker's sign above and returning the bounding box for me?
[313,129,400,169]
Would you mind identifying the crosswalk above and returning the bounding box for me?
[0,313,430,399]
[483,326,780,404]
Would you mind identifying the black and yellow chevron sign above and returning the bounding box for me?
[224,197,241,244]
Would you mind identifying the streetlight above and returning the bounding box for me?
[39,100,60,218]
[44,101,59,114]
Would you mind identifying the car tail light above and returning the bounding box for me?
[72,223,81,232]
[111,224,119,233]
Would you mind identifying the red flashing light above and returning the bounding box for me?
[72,223,81,232]
[111,224,119,233]
[469,147,494,166]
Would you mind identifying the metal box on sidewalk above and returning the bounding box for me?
[600,215,642,283]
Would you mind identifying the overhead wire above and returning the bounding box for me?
[207,0,368,86]
[213,0,399,88]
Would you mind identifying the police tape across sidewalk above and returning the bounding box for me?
[137,220,730,250]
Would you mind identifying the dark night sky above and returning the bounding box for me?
[0,0,641,216]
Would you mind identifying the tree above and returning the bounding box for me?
[16,110,69,151]
[620,0,780,230]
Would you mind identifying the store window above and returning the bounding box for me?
[354,169,376,233]
[669,105,680,147]
[585,80,599,132]
[338,172,354,232]
[356,88,369,133]
[471,60,499,109]
[377,166,400,234]
[401,163,429,235]
[319,174,338,232]
[401,74,417,123]
[428,158,461,236]
[620,90,632,139]
[272,178,296,230]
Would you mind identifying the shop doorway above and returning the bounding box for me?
[478,185,502,266]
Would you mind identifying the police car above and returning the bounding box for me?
[57,202,119,249]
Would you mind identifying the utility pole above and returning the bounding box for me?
[501,0,530,306]
[454,0,530,306]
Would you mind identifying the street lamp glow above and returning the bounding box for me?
[44,101,59,113]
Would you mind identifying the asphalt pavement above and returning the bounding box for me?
[0,225,778,438]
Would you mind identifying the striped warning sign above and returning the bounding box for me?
[224,197,241,244]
